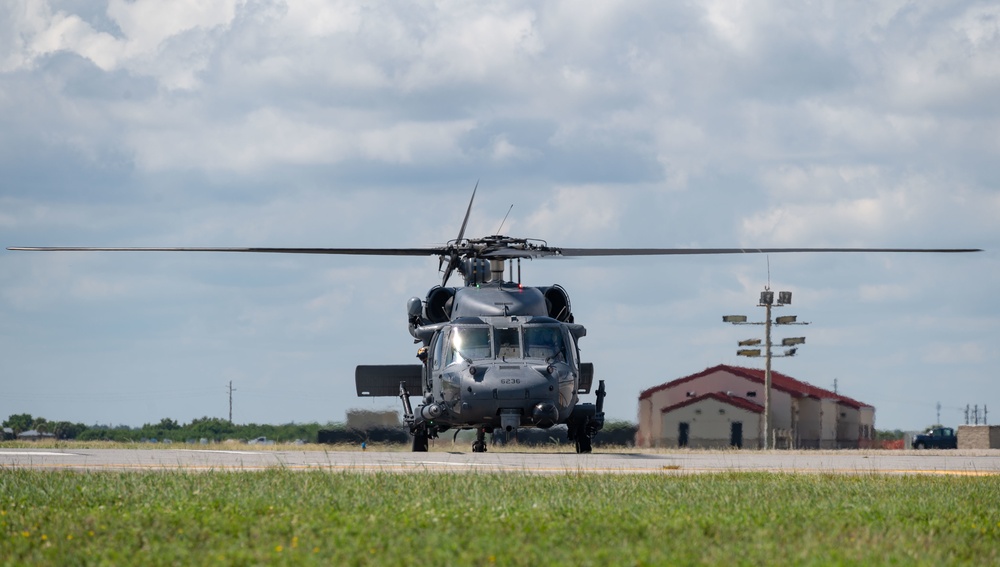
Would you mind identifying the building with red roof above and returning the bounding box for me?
[637,364,875,449]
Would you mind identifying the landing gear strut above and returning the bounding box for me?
[568,380,606,454]
[400,381,433,452]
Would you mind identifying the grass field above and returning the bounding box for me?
[2,469,998,566]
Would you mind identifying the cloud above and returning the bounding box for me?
[741,166,999,247]
[1,1,997,430]
[523,186,623,243]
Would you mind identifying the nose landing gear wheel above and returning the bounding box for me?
[412,427,429,452]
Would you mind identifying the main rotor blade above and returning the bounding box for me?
[6,246,448,256]
[456,180,477,243]
[441,181,479,286]
[555,247,982,256]
[8,245,982,259]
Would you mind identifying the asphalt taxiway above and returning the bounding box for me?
[2,448,999,475]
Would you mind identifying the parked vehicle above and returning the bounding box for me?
[912,427,957,449]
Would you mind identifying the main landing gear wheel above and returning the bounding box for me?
[472,428,488,453]
[575,436,592,454]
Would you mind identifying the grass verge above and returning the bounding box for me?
[2,471,998,565]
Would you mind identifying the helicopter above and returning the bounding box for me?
[7,187,981,453]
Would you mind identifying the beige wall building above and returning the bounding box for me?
[958,425,1000,449]
[637,365,875,449]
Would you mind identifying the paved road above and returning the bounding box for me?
[3,448,999,475]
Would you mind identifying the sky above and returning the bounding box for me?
[1,0,998,433]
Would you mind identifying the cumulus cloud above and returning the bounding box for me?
[523,185,623,243]
[1,1,997,429]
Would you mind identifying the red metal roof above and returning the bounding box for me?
[660,391,764,414]
[639,364,871,409]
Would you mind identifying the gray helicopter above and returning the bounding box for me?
[7,187,980,453]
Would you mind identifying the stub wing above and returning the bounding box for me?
[355,365,423,397]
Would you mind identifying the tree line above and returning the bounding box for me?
[2,414,332,443]
[2,413,640,446]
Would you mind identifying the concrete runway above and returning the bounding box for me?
[3,447,1000,475]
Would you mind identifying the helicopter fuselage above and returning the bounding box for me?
[356,278,605,452]
[421,314,581,430]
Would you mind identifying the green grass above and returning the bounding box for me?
[2,471,998,566]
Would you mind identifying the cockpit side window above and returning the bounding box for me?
[446,326,492,364]
[494,327,521,359]
[431,330,446,370]
[524,326,567,362]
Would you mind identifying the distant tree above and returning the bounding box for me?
[31,417,50,433]
[186,417,236,440]
[157,418,180,430]
[138,418,181,441]
[596,420,639,446]
[52,422,88,440]
[3,414,34,434]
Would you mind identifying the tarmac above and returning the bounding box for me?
[3,447,1000,475]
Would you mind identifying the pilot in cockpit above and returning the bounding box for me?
[494,327,521,359]
[525,327,566,362]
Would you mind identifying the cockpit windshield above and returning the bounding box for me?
[494,327,521,359]
[441,324,569,364]
[523,325,567,362]
[446,326,492,364]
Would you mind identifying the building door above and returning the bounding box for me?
[730,422,743,448]
[678,422,689,447]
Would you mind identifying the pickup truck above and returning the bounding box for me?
[911,427,957,449]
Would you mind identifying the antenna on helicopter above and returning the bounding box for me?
[496,204,514,235]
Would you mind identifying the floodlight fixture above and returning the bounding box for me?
[721,287,810,450]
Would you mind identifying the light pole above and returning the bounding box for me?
[723,289,807,449]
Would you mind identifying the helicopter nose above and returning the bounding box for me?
[532,402,559,428]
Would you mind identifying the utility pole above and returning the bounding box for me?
[724,289,807,450]
[764,297,773,449]
[228,381,237,424]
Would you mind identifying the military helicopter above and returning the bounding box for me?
[7,187,981,453]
